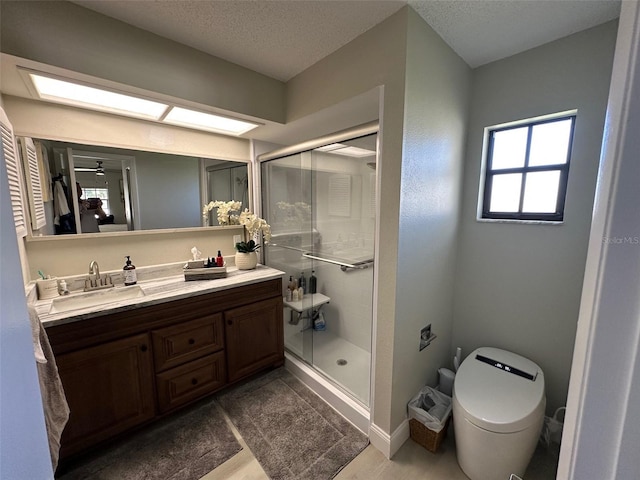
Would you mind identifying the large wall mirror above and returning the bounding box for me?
[29,138,249,236]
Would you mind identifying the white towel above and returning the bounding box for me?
[53,180,70,226]
[28,305,70,472]
[28,305,47,364]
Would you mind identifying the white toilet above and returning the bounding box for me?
[452,347,546,480]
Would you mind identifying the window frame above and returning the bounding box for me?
[481,113,576,222]
[83,186,110,215]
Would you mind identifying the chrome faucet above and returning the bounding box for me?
[85,260,113,291]
[89,260,100,282]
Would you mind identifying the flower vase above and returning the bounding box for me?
[235,251,258,270]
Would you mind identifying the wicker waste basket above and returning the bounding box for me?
[408,386,452,453]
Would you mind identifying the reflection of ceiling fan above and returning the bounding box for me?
[75,160,105,176]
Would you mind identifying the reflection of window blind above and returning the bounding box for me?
[369,173,376,218]
[328,174,351,217]
[0,107,27,238]
[20,137,46,230]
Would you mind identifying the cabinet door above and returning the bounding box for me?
[225,297,284,382]
[56,333,155,458]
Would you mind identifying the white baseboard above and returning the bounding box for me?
[369,419,410,459]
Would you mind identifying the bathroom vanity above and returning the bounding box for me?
[40,267,284,459]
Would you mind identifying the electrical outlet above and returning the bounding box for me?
[233,234,242,247]
[420,324,436,351]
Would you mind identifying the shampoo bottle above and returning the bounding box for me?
[216,250,224,267]
[298,272,306,295]
[123,256,137,286]
[309,270,317,294]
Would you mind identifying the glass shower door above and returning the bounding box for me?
[306,134,376,406]
[261,151,315,365]
[261,132,377,407]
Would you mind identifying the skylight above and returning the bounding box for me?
[316,143,376,157]
[163,107,259,136]
[25,71,260,136]
[29,73,169,120]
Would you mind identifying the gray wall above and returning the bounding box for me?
[560,4,640,477]
[135,152,201,230]
[287,8,408,434]
[452,21,618,414]
[287,7,472,435]
[391,8,470,429]
[0,0,285,123]
[0,108,53,479]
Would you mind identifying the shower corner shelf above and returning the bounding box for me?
[283,293,330,313]
[283,293,330,327]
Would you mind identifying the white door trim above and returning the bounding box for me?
[559,3,640,478]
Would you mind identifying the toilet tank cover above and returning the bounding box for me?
[453,347,546,433]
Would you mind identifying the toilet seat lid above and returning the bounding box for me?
[453,347,545,433]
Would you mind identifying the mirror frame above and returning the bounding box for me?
[23,137,253,240]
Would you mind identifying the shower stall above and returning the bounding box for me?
[260,124,377,418]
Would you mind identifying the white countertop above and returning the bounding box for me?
[35,265,284,328]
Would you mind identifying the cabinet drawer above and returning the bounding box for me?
[156,352,226,413]
[152,313,223,372]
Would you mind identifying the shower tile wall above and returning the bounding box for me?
[310,255,372,352]
[311,154,374,353]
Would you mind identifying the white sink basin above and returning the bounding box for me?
[49,285,146,314]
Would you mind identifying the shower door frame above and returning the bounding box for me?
[257,121,380,411]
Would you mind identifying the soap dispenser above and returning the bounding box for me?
[123,256,137,286]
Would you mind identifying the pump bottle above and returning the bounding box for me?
[123,256,137,286]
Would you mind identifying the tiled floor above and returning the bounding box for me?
[202,401,560,480]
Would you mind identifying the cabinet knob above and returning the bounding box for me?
[140,344,148,352]
[191,378,198,385]
[227,319,233,326]
[188,338,195,345]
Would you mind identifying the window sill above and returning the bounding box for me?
[476,217,564,226]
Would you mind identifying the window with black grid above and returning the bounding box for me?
[481,114,576,222]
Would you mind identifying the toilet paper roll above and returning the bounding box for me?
[37,278,59,300]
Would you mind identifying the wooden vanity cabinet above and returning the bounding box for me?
[152,313,227,413]
[225,297,284,382]
[55,333,155,458]
[47,277,283,460]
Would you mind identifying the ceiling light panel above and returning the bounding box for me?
[163,107,259,135]
[29,73,169,120]
[316,143,375,157]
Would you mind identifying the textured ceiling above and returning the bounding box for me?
[72,0,621,81]
[72,0,406,82]
[408,0,621,68]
